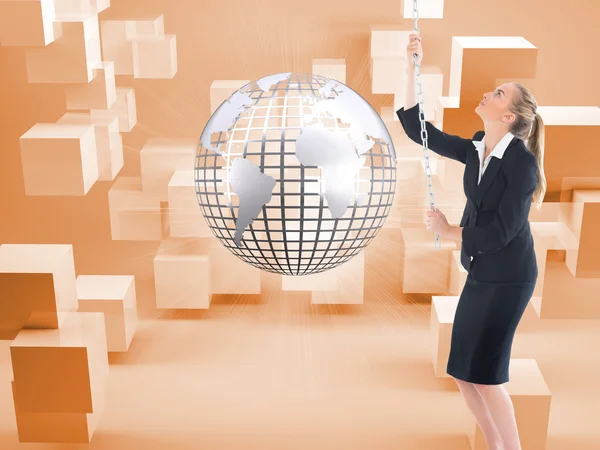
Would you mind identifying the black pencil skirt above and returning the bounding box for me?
[446,274,536,385]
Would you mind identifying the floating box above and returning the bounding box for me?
[126,15,164,38]
[442,37,537,137]
[370,56,407,94]
[132,34,177,79]
[90,87,137,133]
[154,239,211,309]
[10,311,109,414]
[393,66,443,122]
[100,20,135,75]
[311,251,365,305]
[100,16,165,76]
[402,228,457,293]
[562,191,600,277]
[0,244,78,340]
[140,138,196,201]
[469,359,551,450]
[206,237,261,295]
[0,0,62,47]
[65,61,117,110]
[431,295,458,378]
[11,380,104,443]
[369,26,412,58]
[312,58,346,84]
[57,112,123,181]
[76,275,137,352]
[107,176,162,241]
[19,123,98,196]
[25,15,101,83]
[168,170,213,238]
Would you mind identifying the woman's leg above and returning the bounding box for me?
[452,377,503,449]
[474,383,521,450]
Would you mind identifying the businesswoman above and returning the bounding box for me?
[397,35,547,450]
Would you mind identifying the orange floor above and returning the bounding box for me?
[1,271,599,450]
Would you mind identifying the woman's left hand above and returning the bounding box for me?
[426,206,450,236]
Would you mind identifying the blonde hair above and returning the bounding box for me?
[508,82,547,210]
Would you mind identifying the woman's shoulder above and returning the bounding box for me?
[501,141,538,182]
[508,139,536,165]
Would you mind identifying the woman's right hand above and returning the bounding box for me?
[407,34,423,67]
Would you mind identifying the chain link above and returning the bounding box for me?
[412,0,441,249]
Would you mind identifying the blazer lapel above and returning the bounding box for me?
[474,137,520,208]
[467,134,519,208]
[474,157,503,208]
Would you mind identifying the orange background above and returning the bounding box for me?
[1,1,599,448]
[0,0,598,316]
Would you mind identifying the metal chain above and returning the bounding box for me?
[412,0,441,250]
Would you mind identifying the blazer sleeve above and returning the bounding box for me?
[461,151,539,256]
[396,103,476,165]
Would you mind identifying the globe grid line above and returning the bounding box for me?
[297,74,333,276]
[296,75,308,276]
[304,74,350,275]
[246,85,287,274]
[275,79,294,274]
[195,73,397,276]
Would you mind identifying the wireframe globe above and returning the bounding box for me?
[195,72,397,276]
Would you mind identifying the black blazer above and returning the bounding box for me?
[396,104,539,283]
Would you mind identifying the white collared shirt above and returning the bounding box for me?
[472,131,515,185]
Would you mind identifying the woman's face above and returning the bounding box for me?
[475,82,517,124]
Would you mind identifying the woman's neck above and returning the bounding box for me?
[483,123,510,155]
